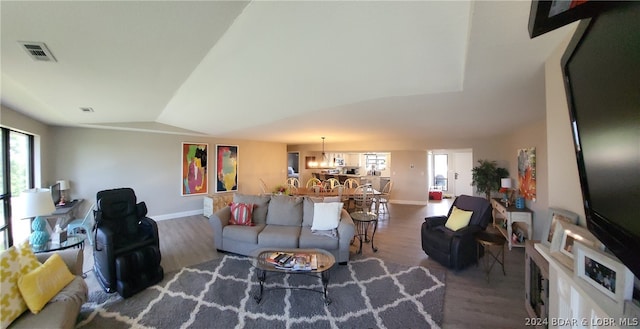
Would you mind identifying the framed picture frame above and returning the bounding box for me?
[181,142,208,196]
[550,220,602,271]
[215,145,238,193]
[528,0,609,38]
[573,241,634,317]
[541,207,579,247]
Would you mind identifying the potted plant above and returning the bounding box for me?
[471,159,509,200]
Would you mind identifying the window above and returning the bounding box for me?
[364,153,386,172]
[0,128,34,250]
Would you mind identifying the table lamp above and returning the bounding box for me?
[23,188,56,247]
[500,178,512,204]
[57,179,70,206]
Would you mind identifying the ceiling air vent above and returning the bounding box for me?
[18,41,57,62]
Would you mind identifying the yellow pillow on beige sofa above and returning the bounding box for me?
[18,253,75,314]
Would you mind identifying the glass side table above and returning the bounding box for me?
[349,211,378,254]
[31,234,86,254]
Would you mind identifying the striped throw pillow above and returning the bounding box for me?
[229,202,254,226]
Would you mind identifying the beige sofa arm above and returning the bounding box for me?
[337,209,355,262]
[209,206,231,250]
[35,248,84,276]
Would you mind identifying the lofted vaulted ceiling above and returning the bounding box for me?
[1,1,575,145]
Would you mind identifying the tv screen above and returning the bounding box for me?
[561,3,640,278]
[50,182,61,206]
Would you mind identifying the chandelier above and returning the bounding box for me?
[308,137,335,169]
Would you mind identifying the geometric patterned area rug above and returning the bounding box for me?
[76,255,446,329]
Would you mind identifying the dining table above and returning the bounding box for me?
[292,186,382,214]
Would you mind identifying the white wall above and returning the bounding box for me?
[47,127,286,219]
[505,119,548,240]
[545,34,587,226]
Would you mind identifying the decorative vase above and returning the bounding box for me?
[515,197,525,209]
[29,216,50,247]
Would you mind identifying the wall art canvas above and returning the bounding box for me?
[518,147,536,201]
[182,143,208,196]
[216,145,238,193]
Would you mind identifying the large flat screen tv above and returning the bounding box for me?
[561,2,640,279]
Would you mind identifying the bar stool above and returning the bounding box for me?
[475,230,507,282]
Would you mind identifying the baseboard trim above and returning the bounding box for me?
[389,199,428,206]
[150,209,203,221]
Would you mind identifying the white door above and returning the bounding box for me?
[453,151,473,196]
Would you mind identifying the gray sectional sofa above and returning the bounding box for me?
[209,194,355,263]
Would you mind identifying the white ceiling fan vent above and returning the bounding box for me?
[18,41,57,62]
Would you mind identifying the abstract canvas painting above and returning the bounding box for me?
[216,145,238,193]
[182,143,208,196]
[518,147,536,201]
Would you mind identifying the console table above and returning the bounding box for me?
[491,198,532,250]
[44,199,83,230]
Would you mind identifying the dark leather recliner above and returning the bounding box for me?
[421,195,493,271]
[93,188,163,298]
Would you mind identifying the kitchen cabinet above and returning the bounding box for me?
[345,153,360,166]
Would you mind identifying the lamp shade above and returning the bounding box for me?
[22,189,56,218]
[500,178,512,189]
[57,180,70,190]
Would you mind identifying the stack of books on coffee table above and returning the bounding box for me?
[267,252,318,271]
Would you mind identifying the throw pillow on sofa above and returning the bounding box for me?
[18,253,75,314]
[233,194,270,225]
[311,202,343,231]
[0,244,41,329]
[229,202,254,226]
[302,196,323,226]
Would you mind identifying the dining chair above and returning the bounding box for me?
[306,177,322,188]
[343,178,360,188]
[332,185,349,208]
[352,185,374,213]
[66,203,96,245]
[379,181,393,216]
[286,177,300,188]
[286,184,298,195]
[259,178,269,195]
[325,178,340,189]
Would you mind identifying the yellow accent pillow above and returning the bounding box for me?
[18,253,75,314]
[445,206,474,231]
[17,242,41,272]
[0,243,44,329]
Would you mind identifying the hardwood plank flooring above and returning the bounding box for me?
[82,199,528,328]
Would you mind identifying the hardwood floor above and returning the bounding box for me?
[83,199,528,328]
